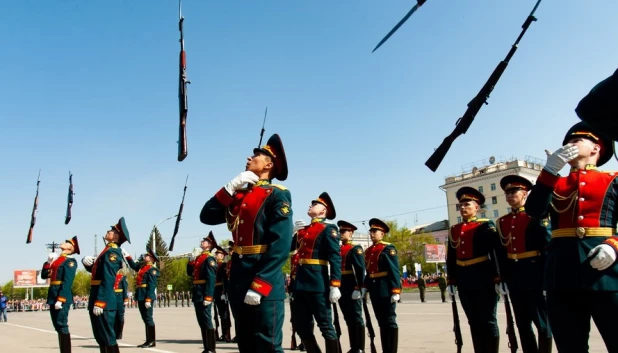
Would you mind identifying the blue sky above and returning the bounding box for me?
[1,0,617,283]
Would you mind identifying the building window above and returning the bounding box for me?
[491,183,496,191]
[455,204,461,211]
[457,216,462,223]
[492,196,498,204]
[493,210,499,217]
[506,207,511,213]
[478,186,484,193]
[480,212,486,218]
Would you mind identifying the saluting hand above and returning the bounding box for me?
[47,253,58,264]
[543,144,579,175]
[224,171,259,195]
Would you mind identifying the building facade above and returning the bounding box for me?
[440,156,544,226]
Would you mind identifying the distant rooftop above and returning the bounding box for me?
[443,155,545,185]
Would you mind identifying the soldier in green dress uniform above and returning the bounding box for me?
[125,250,160,348]
[446,188,504,353]
[41,236,80,353]
[496,175,552,352]
[437,273,447,303]
[362,218,401,353]
[187,232,218,353]
[200,133,293,353]
[214,246,232,343]
[417,276,426,303]
[294,192,342,353]
[527,121,618,352]
[113,270,128,340]
[336,220,365,353]
[82,217,131,353]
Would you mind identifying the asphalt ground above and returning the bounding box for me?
[0,291,605,352]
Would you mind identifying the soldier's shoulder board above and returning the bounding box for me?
[150,269,158,275]
[355,246,363,255]
[270,184,288,191]
[209,259,216,267]
[389,248,397,256]
[476,218,490,222]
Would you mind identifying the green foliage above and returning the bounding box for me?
[382,220,440,275]
[71,270,92,296]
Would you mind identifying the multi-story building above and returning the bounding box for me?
[440,156,545,226]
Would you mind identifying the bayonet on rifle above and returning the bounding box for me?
[26,170,41,244]
[65,171,74,225]
[258,106,268,148]
[425,0,542,172]
[177,0,191,162]
[372,0,427,53]
[169,174,189,251]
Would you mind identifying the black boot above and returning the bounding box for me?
[380,327,389,353]
[138,325,156,348]
[520,333,538,353]
[200,327,210,353]
[58,333,71,353]
[387,328,398,353]
[325,339,339,353]
[301,335,322,353]
[347,324,357,352]
[116,321,124,340]
[538,336,553,353]
[207,328,217,353]
[486,335,499,353]
[137,325,148,347]
[356,325,366,353]
[299,342,306,351]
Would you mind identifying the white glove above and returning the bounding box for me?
[221,294,227,302]
[361,288,367,297]
[543,144,579,175]
[188,255,196,262]
[543,290,547,297]
[48,253,58,264]
[224,171,259,195]
[93,306,104,316]
[124,301,128,306]
[391,294,400,303]
[244,289,262,306]
[329,286,341,303]
[495,282,510,296]
[448,285,456,298]
[588,244,617,271]
[54,301,63,310]
[351,290,362,300]
[82,256,95,267]
[289,293,294,302]
[121,248,130,259]
[145,301,152,309]
[203,300,212,306]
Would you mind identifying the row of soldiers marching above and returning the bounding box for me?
[40,68,618,353]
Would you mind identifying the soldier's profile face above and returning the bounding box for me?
[459,201,478,218]
[307,201,326,218]
[246,152,273,175]
[567,137,600,165]
[104,230,118,242]
[60,242,74,255]
[340,230,353,242]
[200,240,210,250]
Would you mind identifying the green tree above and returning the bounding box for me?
[71,270,92,296]
[382,220,440,275]
[145,226,172,293]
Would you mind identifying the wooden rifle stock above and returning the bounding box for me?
[26,170,41,244]
[504,293,519,353]
[289,298,298,349]
[213,300,220,338]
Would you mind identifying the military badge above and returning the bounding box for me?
[357,248,363,255]
[151,269,157,275]
[389,249,396,256]
[281,206,289,215]
[68,261,75,267]
[109,253,117,262]
[209,259,216,267]
[331,229,338,237]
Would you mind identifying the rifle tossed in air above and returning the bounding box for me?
[425,0,543,172]
[372,0,428,53]
[65,171,74,225]
[26,169,41,244]
[177,0,191,162]
[169,174,189,251]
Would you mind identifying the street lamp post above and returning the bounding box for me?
[151,215,177,255]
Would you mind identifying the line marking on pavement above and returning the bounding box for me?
[5,323,178,353]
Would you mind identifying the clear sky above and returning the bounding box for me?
[1,0,617,283]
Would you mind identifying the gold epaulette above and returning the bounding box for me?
[109,243,118,248]
[379,241,391,245]
[476,218,490,222]
[270,184,287,190]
